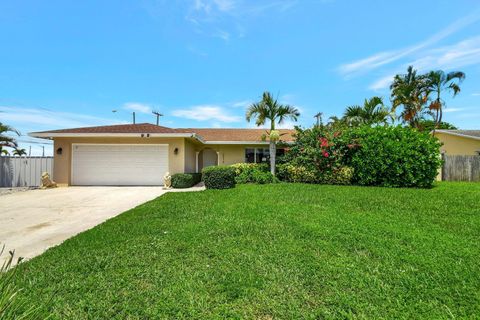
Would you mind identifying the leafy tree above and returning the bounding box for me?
[417,119,457,132]
[246,92,300,175]
[426,70,465,131]
[390,66,429,128]
[343,96,392,126]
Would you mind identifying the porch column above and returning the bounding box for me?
[216,151,220,165]
[195,151,200,173]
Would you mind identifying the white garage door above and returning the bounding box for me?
[72,144,168,186]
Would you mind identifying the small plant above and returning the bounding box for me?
[0,246,43,319]
[202,166,236,189]
[232,163,276,184]
[277,164,317,183]
[171,173,202,188]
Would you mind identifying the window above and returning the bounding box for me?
[245,148,284,163]
[245,148,255,163]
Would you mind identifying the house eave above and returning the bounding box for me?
[29,132,205,143]
[204,140,294,145]
[433,130,480,141]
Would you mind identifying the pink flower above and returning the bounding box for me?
[319,137,329,148]
[323,151,329,157]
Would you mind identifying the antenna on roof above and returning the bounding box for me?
[152,111,163,126]
[314,112,323,127]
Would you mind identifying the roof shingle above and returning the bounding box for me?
[31,123,296,142]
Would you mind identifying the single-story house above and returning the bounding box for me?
[433,130,480,155]
[30,123,294,186]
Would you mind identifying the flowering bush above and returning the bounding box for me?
[282,126,357,184]
[281,125,441,188]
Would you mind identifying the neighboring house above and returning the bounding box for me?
[30,123,294,186]
[433,130,480,155]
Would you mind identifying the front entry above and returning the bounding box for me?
[199,148,218,171]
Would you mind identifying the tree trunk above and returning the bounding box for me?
[270,139,276,175]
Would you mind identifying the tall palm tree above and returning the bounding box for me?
[390,66,429,128]
[0,122,20,155]
[12,148,27,156]
[246,92,300,175]
[343,96,392,126]
[426,70,465,131]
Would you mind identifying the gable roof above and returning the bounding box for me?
[435,130,480,141]
[29,123,295,143]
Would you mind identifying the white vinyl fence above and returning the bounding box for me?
[0,156,54,187]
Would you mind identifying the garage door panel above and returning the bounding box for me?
[72,144,168,186]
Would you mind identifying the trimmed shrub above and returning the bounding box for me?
[232,163,276,184]
[349,126,442,188]
[236,169,278,184]
[202,166,236,189]
[321,166,354,185]
[231,163,269,175]
[277,164,317,183]
[171,173,202,188]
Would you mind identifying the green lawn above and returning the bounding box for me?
[14,183,480,319]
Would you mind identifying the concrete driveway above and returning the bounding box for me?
[0,187,168,260]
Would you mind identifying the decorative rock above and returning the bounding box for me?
[40,172,57,189]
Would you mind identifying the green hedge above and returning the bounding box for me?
[231,163,277,184]
[282,125,442,188]
[202,166,236,189]
[349,126,442,188]
[171,173,202,188]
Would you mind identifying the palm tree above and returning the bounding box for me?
[390,66,429,128]
[12,148,27,156]
[343,96,392,126]
[426,70,465,131]
[246,92,300,175]
[0,122,20,153]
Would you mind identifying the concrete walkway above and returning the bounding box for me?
[0,186,202,261]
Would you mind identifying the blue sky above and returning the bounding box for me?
[1,0,480,155]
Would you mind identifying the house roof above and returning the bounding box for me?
[435,130,480,141]
[29,123,295,143]
[176,128,295,142]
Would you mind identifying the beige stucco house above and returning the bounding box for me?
[30,123,294,186]
[433,130,480,155]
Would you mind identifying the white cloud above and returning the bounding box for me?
[472,93,480,96]
[368,74,395,91]
[212,29,231,41]
[186,0,299,41]
[443,107,465,113]
[368,36,480,90]
[0,106,125,156]
[339,11,480,77]
[172,105,242,122]
[0,106,120,130]
[123,102,152,114]
[231,100,252,108]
